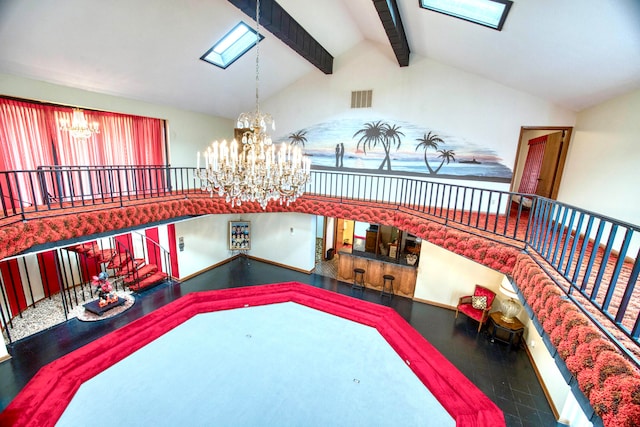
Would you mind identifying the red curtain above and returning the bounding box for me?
[0,97,165,168]
[167,223,179,279]
[518,135,548,194]
[0,259,27,316]
[0,97,166,205]
[145,228,162,268]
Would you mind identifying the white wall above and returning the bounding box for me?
[3,45,638,230]
[173,214,237,279]
[0,73,233,168]
[558,89,640,225]
[413,241,505,306]
[173,212,316,279]
[264,41,577,175]
[247,213,315,271]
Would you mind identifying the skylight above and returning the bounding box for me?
[200,22,264,69]
[419,0,513,31]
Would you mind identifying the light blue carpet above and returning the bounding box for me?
[56,302,454,426]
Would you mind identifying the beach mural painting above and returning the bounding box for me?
[275,115,512,182]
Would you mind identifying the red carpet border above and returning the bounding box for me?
[0,283,504,427]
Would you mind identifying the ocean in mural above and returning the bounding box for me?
[275,114,513,182]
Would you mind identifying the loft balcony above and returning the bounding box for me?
[1,165,639,426]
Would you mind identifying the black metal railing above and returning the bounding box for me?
[0,165,191,221]
[1,166,638,354]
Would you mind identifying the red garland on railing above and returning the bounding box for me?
[591,375,640,426]
[512,254,640,426]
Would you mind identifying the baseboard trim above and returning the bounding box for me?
[246,255,313,275]
[0,354,12,364]
[412,297,456,311]
[523,341,560,420]
[178,257,238,281]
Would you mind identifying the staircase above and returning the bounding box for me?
[71,242,169,292]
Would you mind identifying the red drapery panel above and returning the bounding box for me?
[166,223,179,279]
[518,135,548,194]
[1,97,166,206]
[145,228,162,268]
[115,234,134,255]
[0,259,27,316]
[0,100,58,206]
[37,251,63,298]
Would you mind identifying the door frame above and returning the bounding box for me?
[510,126,573,200]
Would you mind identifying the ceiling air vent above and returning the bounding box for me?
[351,90,372,108]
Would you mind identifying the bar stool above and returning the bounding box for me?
[381,274,395,298]
[353,268,366,291]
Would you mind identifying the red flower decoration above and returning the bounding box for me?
[591,375,640,427]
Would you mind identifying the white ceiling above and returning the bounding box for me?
[0,0,638,118]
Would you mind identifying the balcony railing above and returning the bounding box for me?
[1,166,639,359]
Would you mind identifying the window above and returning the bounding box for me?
[419,0,513,31]
[200,22,264,69]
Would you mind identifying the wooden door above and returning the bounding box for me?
[512,127,572,201]
[535,131,563,198]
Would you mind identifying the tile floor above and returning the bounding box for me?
[0,257,559,426]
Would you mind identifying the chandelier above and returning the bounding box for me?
[195,0,311,210]
[59,108,100,139]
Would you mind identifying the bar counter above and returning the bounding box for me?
[337,250,417,298]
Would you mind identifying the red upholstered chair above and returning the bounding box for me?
[455,285,496,332]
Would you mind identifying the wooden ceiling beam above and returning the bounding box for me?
[372,0,410,67]
[228,0,333,74]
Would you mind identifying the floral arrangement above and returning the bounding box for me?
[91,272,116,307]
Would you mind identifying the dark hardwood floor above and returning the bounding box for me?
[0,256,557,426]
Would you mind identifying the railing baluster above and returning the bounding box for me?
[589,224,618,301]
[565,212,586,279]
[580,219,605,295]
[603,228,633,311]
[558,209,577,274]
[548,204,567,264]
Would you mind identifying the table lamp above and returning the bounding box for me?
[499,278,521,323]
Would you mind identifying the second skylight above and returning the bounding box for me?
[420,0,513,31]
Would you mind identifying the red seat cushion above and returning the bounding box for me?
[458,303,485,321]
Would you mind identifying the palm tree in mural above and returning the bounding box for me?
[288,130,307,147]
[380,123,404,170]
[353,121,403,170]
[434,149,456,174]
[415,132,444,174]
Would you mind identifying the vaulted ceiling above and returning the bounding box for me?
[0,0,638,118]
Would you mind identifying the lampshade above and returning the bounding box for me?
[499,277,521,323]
